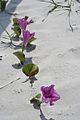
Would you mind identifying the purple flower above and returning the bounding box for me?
[18,17,33,30]
[23,30,35,47]
[41,85,60,105]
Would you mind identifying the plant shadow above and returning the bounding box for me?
[26,44,36,52]
[31,102,55,120]
[0,39,22,49]
[0,41,36,52]
[40,109,55,120]
[13,43,36,52]
[0,0,22,36]
[12,57,33,69]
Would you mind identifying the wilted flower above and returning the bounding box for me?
[23,30,35,47]
[18,16,33,30]
[41,85,60,105]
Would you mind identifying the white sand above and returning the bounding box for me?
[0,0,80,120]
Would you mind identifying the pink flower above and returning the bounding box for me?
[18,17,33,30]
[41,85,60,105]
[23,30,35,47]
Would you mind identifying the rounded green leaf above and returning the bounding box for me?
[34,93,41,99]
[13,51,25,63]
[22,63,39,77]
[12,25,21,36]
[30,97,40,104]
[13,18,18,24]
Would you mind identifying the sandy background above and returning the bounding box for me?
[0,0,80,120]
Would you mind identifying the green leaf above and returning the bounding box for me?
[22,63,39,77]
[28,37,37,45]
[13,51,25,63]
[22,45,26,52]
[0,0,7,11]
[34,93,41,99]
[12,25,21,36]
[30,97,40,103]
[30,96,42,107]
[13,18,18,24]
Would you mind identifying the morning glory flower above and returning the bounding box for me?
[23,30,35,47]
[41,85,60,105]
[18,16,33,30]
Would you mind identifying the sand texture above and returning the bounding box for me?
[0,0,80,120]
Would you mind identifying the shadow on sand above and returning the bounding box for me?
[0,0,22,36]
[12,57,33,69]
[31,102,55,120]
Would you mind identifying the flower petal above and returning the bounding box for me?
[22,30,35,47]
[41,84,60,105]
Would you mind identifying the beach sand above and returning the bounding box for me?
[0,0,80,120]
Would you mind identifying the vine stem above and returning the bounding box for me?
[42,0,74,31]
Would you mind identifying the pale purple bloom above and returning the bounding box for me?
[23,30,35,47]
[41,85,60,105]
[18,17,33,30]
